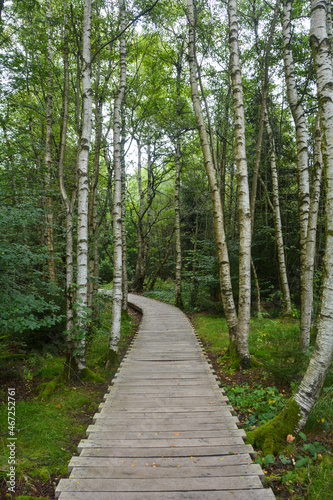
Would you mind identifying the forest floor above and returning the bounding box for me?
[0,302,141,500]
[190,312,333,500]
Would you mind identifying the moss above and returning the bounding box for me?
[80,367,105,382]
[247,398,301,455]
[36,372,66,399]
[223,341,241,369]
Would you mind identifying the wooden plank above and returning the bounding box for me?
[69,463,264,479]
[56,475,264,492]
[68,453,254,471]
[86,429,247,439]
[57,490,275,500]
[79,444,255,457]
[77,436,247,452]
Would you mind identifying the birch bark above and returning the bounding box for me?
[75,0,92,371]
[265,108,292,311]
[282,0,310,346]
[293,0,333,428]
[45,0,56,282]
[300,113,323,346]
[187,0,238,344]
[109,0,126,358]
[58,1,78,370]
[121,103,128,311]
[228,0,251,366]
[174,53,183,309]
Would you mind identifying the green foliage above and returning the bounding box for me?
[250,318,308,385]
[226,383,286,430]
[0,205,65,347]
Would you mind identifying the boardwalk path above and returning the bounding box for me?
[56,293,275,499]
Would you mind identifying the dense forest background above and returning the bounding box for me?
[0,0,322,346]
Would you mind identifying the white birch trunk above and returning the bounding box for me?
[109,0,126,354]
[175,133,183,308]
[58,1,78,366]
[293,0,333,428]
[228,0,251,365]
[300,113,323,346]
[121,105,128,311]
[265,108,292,312]
[45,0,56,283]
[282,0,311,347]
[187,0,238,343]
[75,0,92,371]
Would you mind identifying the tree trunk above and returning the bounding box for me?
[187,0,238,344]
[174,54,184,309]
[265,107,292,313]
[58,1,78,373]
[75,0,93,372]
[300,112,323,344]
[45,0,56,283]
[282,0,310,348]
[132,137,146,292]
[121,102,128,311]
[109,0,126,360]
[88,56,102,311]
[228,0,252,367]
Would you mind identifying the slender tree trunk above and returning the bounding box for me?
[109,0,126,360]
[282,0,310,348]
[228,0,252,366]
[293,0,333,427]
[174,54,184,309]
[187,0,238,344]
[300,112,323,344]
[75,0,93,372]
[121,103,128,311]
[265,107,292,312]
[132,138,145,292]
[250,0,281,232]
[45,0,56,283]
[88,56,102,311]
[174,133,183,308]
[58,1,78,372]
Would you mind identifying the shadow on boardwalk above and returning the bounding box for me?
[56,293,275,499]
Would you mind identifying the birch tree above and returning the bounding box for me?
[282,0,310,346]
[44,0,56,283]
[228,0,251,366]
[186,0,238,346]
[108,0,127,364]
[74,0,93,373]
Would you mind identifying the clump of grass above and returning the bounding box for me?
[190,313,229,355]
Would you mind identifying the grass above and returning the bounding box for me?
[0,294,138,498]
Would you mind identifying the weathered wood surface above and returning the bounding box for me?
[56,293,275,499]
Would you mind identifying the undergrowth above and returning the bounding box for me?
[0,293,138,498]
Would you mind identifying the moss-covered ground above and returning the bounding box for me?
[0,295,140,499]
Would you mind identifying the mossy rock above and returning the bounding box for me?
[247,399,301,455]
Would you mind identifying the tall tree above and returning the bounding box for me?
[108,0,127,364]
[282,0,310,346]
[74,0,93,373]
[186,0,238,346]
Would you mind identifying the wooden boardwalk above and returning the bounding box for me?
[56,293,275,499]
